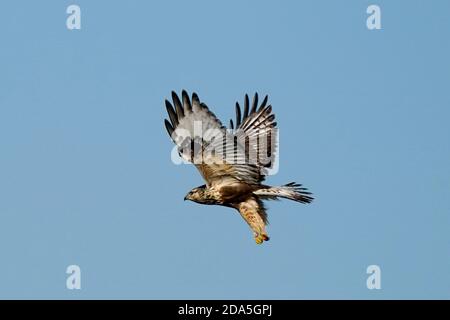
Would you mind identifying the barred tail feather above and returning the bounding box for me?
[254,182,314,204]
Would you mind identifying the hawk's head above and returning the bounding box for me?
[184,185,209,204]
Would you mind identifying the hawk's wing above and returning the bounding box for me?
[164,91,263,187]
[229,93,278,179]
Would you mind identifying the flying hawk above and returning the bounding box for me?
[164,91,313,244]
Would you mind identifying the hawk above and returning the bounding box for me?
[164,90,313,244]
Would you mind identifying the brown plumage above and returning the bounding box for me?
[164,90,313,244]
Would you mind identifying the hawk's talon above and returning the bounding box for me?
[254,234,269,244]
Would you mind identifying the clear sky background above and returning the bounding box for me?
[0,0,449,299]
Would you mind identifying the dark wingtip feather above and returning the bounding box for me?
[259,95,269,111]
[181,90,192,112]
[164,119,174,139]
[171,91,184,118]
[235,102,242,127]
[251,92,258,114]
[165,100,178,127]
[243,94,249,119]
[192,92,200,110]
[266,114,275,123]
[170,91,178,103]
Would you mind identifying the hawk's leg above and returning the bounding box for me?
[237,198,270,245]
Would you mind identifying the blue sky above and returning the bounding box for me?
[0,0,449,299]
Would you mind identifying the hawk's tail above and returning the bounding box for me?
[254,182,314,204]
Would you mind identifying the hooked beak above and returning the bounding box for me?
[184,194,189,201]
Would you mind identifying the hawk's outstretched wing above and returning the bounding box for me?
[164,91,273,187]
[229,93,278,174]
[164,91,277,187]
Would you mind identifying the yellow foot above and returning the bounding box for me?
[254,234,270,244]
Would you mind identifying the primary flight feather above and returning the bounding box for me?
[164,90,313,244]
